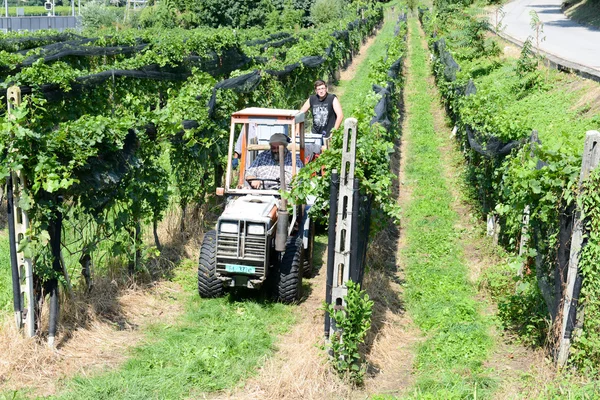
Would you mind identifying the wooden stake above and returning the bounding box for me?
[557,130,600,367]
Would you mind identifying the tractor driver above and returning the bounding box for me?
[245,133,304,190]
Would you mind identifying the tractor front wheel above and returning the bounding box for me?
[198,230,223,298]
[277,235,303,303]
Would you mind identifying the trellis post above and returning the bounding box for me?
[327,118,358,339]
[557,130,600,367]
[7,86,36,338]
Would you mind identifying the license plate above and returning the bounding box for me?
[225,264,256,274]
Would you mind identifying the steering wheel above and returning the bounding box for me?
[246,178,280,190]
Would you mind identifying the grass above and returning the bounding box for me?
[564,0,600,28]
[57,299,293,399]
[337,5,399,115]
[51,260,294,399]
[400,17,493,398]
[457,57,600,151]
[0,257,295,399]
[0,230,12,317]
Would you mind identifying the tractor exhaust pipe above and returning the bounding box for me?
[276,144,288,252]
[275,211,289,252]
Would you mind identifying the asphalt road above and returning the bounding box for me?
[498,0,600,72]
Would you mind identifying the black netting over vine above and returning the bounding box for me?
[245,32,292,46]
[395,12,407,36]
[332,30,350,43]
[185,48,253,76]
[261,36,298,50]
[22,42,147,66]
[12,12,382,117]
[464,79,477,97]
[207,70,262,114]
[207,52,330,115]
[433,37,446,54]
[69,130,140,210]
[466,125,526,158]
[441,50,459,82]
[346,19,361,30]
[265,62,301,78]
[301,55,326,68]
[20,41,252,77]
[418,7,430,26]
[371,84,392,129]
[387,57,403,80]
[432,38,460,82]
[34,68,190,102]
[0,32,87,53]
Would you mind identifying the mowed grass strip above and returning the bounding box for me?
[403,18,493,398]
[337,5,398,115]
[0,232,13,316]
[50,261,295,399]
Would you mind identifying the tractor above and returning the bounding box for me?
[197,108,321,303]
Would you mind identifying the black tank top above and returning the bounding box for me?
[309,93,337,136]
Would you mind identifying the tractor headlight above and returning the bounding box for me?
[247,223,265,235]
[219,222,238,234]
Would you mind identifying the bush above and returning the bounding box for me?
[310,0,345,26]
[266,0,304,30]
[138,3,177,29]
[497,277,550,347]
[80,1,123,30]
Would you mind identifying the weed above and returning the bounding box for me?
[325,280,374,386]
[497,278,550,347]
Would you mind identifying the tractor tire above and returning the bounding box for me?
[277,235,303,303]
[198,230,223,298]
[303,221,315,278]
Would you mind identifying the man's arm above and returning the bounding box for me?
[333,97,343,130]
[300,98,311,114]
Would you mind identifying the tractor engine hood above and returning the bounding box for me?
[220,195,279,225]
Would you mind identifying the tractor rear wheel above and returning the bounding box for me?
[277,235,303,303]
[198,230,223,298]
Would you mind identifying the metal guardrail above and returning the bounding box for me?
[0,16,79,32]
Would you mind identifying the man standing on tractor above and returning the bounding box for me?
[245,133,304,190]
[300,80,344,139]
